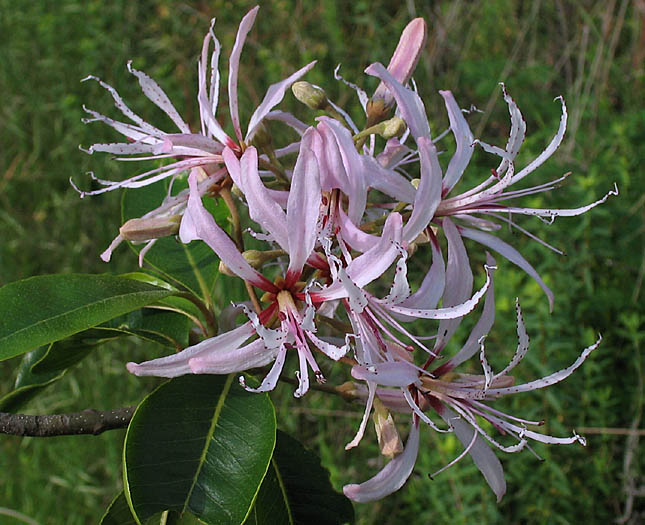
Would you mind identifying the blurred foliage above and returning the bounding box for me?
[0,0,643,523]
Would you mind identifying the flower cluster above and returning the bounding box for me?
[80,6,615,503]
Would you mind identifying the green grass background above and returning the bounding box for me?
[1,1,643,523]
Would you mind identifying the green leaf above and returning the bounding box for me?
[122,178,226,303]
[0,307,192,412]
[100,308,192,350]
[0,274,172,362]
[124,375,276,525]
[246,431,355,525]
[101,492,138,525]
[101,492,203,525]
[0,346,66,412]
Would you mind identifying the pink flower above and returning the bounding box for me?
[78,6,314,197]
[364,62,617,310]
[127,130,350,397]
[343,293,602,502]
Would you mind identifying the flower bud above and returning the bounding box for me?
[373,397,404,458]
[218,260,235,277]
[368,18,427,125]
[119,215,181,242]
[381,116,407,139]
[292,81,329,110]
[242,249,286,269]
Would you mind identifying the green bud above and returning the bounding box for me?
[119,215,181,242]
[292,81,329,110]
[381,116,407,139]
[243,249,286,268]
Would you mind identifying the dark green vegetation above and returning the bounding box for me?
[1,0,643,523]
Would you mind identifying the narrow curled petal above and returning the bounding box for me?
[512,95,567,183]
[365,62,431,141]
[381,253,410,305]
[228,6,259,143]
[433,253,497,375]
[126,62,191,134]
[126,321,255,377]
[434,218,473,350]
[344,421,420,502]
[246,61,317,140]
[240,344,287,394]
[180,170,276,292]
[238,147,290,251]
[487,335,602,396]
[351,362,419,387]
[403,136,442,243]
[345,381,376,450]
[492,298,530,379]
[286,130,322,277]
[459,226,554,311]
[438,406,506,502]
[439,90,475,194]
[384,261,493,320]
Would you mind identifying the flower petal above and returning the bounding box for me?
[126,321,255,378]
[487,335,602,396]
[459,225,554,311]
[433,253,497,375]
[343,420,420,502]
[228,6,259,143]
[180,169,276,291]
[246,61,317,141]
[438,90,475,194]
[189,338,277,374]
[403,136,442,243]
[438,406,506,502]
[286,129,322,279]
[351,362,419,387]
[364,62,430,141]
[126,62,191,134]
[237,147,290,251]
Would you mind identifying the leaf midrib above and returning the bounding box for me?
[272,457,294,525]
[181,373,235,515]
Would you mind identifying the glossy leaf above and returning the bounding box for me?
[122,178,227,302]
[101,492,203,525]
[0,308,191,412]
[0,346,68,412]
[0,274,172,362]
[124,374,276,525]
[246,431,355,525]
[101,492,138,525]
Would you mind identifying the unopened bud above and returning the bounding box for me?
[119,215,181,242]
[292,81,329,110]
[218,260,235,277]
[242,249,286,269]
[381,116,407,139]
[373,397,404,458]
[368,17,427,126]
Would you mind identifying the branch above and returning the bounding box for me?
[0,407,135,437]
